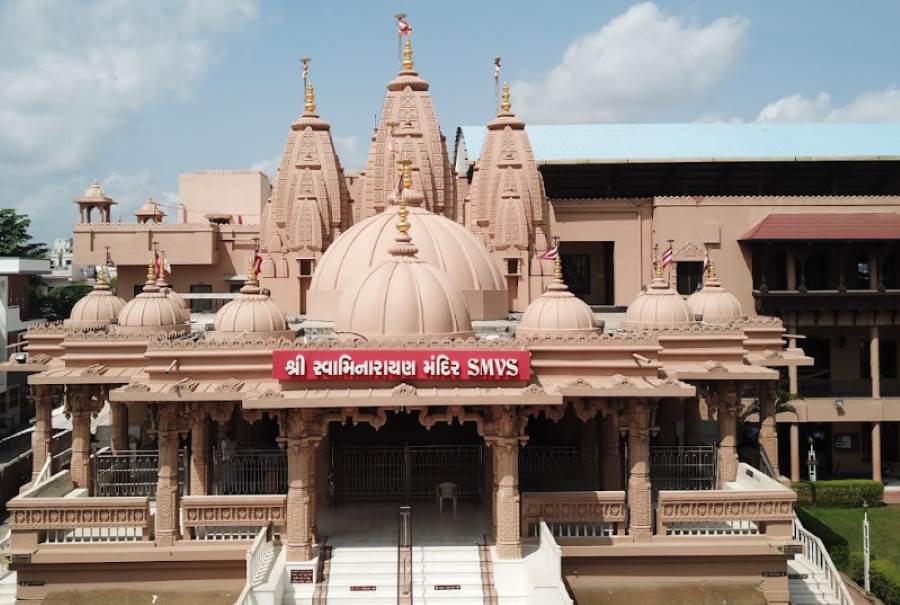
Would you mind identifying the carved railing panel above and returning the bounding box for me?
[521,491,626,538]
[7,497,151,545]
[181,495,286,540]
[656,490,796,537]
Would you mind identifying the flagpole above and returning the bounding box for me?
[301,56,310,90]
[667,239,674,288]
[494,56,501,114]
[394,13,407,66]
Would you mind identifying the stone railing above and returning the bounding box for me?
[521,491,627,539]
[7,494,151,547]
[181,495,286,541]
[656,490,796,537]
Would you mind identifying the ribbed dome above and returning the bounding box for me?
[518,258,599,337]
[156,275,191,321]
[78,179,109,201]
[687,265,743,323]
[64,269,125,329]
[211,266,293,339]
[116,266,188,334]
[623,274,693,328]
[334,165,473,339]
[308,183,506,321]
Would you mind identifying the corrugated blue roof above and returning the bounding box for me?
[454,123,900,166]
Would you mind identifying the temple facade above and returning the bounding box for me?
[6,34,882,605]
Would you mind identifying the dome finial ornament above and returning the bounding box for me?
[652,244,663,279]
[500,82,512,114]
[304,83,316,115]
[402,37,414,72]
[97,266,109,287]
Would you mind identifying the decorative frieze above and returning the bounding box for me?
[8,498,150,530]
[182,496,287,528]
[521,491,626,526]
[657,492,796,523]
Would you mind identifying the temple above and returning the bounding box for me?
[7,30,881,605]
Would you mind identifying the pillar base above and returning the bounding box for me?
[155,532,177,548]
[629,526,652,541]
[495,542,522,560]
[286,543,314,562]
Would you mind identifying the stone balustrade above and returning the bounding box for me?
[7,495,152,548]
[656,490,796,537]
[181,495,287,540]
[521,491,627,538]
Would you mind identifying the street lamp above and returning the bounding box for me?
[863,499,871,594]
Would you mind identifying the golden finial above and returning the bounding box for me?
[146,262,157,284]
[553,254,562,281]
[402,37,414,71]
[500,82,512,113]
[304,82,316,114]
[707,260,717,280]
[97,266,109,285]
[652,244,662,279]
[247,256,258,285]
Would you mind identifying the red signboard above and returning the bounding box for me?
[272,349,531,382]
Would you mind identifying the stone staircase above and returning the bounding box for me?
[0,571,15,605]
[412,545,486,604]
[320,546,399,604]
[788,558,843,604]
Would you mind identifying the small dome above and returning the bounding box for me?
[64,268,125,329]
[211,263,293,339]
[116,266,188,334]
[334,165,473,339]
[518,257,600,337]
[623,273,693,329]
[156,274,191,321]
[308,176,506,321]
[78,179,110,201]
[687,264,743,323]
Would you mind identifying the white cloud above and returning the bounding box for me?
[514,3,749,123]
[333,134,364,170]
[0,0,257,241]
[250,157,280,181]
[757,87,900,122]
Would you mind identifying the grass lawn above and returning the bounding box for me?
[799,504,900,570]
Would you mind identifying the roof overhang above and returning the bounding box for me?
[0,257,51,275]
[740,212,900,241]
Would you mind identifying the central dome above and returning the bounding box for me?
[334,163,473,339]
[307,182,507,321]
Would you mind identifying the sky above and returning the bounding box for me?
[3,0,900,243]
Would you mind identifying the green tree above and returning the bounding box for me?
[35,282,93,322]
[0,209,48,259]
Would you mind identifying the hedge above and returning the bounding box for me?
[849,550,865,584]
[871,559,900,605]
[791,480,883,508]
[795,507,849,569]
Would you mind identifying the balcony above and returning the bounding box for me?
[753,288,900,314]
[798,378,900,398]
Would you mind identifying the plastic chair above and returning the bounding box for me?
[436,481,458,516]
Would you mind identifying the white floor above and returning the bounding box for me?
[318,501,491,548]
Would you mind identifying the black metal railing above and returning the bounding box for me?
[397,506,412,605]
[332,444,481,501]
[94,448,187,497]
[798,379,873,398]
[519,446,581,492]
[649,445,717,492]
[212,448,287,495]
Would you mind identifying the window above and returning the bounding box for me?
[561,254,591,296]
[299,259,315,277]
[676,261,704,295]
[189,284,213,313]
[505,259,520,276]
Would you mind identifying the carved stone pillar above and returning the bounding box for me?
[305,414,324,538]
[67,385,101,493]
[626,399,652,540]
[155,403,183,547]
[602,413,621,491]
[872,422,882,483]
[29,385,58,481]
[111,402,129,453]
[708,382,741,485]
[871,325,881,399]
[758,383,780,477]
[285,409,317,562]
[486,406,524,559]
[189,407,209,496]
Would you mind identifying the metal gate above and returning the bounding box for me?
[332,444,482,501]
[519,446,582,491]
[212,448,287,495]
[93,448,187,497]
[649,445,717,491]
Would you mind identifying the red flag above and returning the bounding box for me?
[104,248,116,268]
[538,245,559,261]
[154,249,161,276]
[398,17,412,36]
[253,250,263,279]
[661,245,674,268]
[494,57,501,81]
